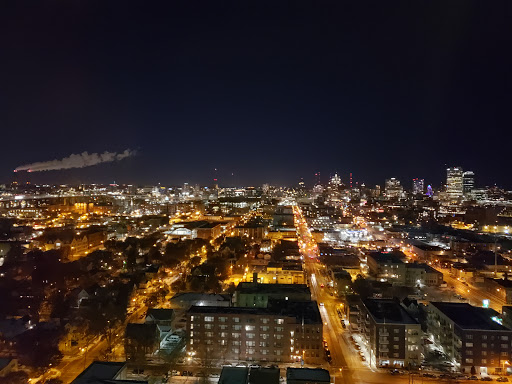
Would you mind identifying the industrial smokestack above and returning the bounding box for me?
[14,149,136,172]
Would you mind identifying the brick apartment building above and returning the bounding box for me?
[358,298,422,368]
[428,302,512,375]
[187,301,323,364]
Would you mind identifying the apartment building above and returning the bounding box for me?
[367,252,443,287]
[359,298,422,368]
[187,301,323,364]
[427,302,512,375]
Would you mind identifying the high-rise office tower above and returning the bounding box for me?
[446,167,464,201]
[412,178,424,195]
[385,177,403,199]
[462,171,475,197]
[329,173,342,187]
[426,185,433,197]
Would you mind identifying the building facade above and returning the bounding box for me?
[446,167,464,201]
[359,299,422,368]
[427,302,512,375]
[187,302,323,364]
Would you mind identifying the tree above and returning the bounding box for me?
[16,328,63,368]
[189,256,202,267]
[124,245,138,272]
[171,279,186,293]
[352,276,374,299]
[471,365,476,375]
[147,246,162,263]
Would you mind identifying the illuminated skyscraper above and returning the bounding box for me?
[329,173,342,187]
[446,167,464,201]
[412,178,424,195]
[385,178,403,199]
[462,171,475,197]
[426,185,433,197]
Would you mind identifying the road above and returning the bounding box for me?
[401,248,506,311]
[437,266,505,311]
[292,206,471,384]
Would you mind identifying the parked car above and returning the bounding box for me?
[497,377,509,382]
[481,377,493,381]
[325,349,332,363]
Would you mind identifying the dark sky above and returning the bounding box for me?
[1,2,511,189]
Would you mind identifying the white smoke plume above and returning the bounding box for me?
[15,149,136,172]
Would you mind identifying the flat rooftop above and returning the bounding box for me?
[235,282,310,296]
[430,302,511,331]
[248,367,280,384]
[71,361,126,384]
[219,366,248,384]
[368,251,404,265]
[362,298,418,325]
[286,367,330,383]
[189,300,322,325]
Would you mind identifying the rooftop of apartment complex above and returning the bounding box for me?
[430,302,510,331]
[189,300,322,325]
[362,298,418,325]
[235,281,310,296]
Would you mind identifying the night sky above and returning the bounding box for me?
[1,2,511,188]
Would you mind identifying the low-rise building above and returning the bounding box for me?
[405,263,443,287]
[367,252,442,287]
[358,298,422,368]
[286,367,330,384]
[367,252,407,284]
[252,263,306,285]
[427,302,512,375]
[145,308,175,327]
[218,366,280,384]
[234,223,266,242]
[71,361,146,384]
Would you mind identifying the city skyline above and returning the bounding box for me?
[1,2,511,187]
[5,166,501,193]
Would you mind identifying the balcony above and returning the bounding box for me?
[379,347,389,353]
